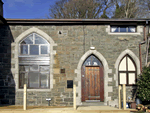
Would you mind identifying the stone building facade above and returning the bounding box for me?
[0,0,150,107]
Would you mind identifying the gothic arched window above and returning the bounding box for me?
[19,33,50,89]
[118,55,137,85]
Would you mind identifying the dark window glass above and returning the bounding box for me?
[67,80,73,88]
[19,66,29,72]
[29,72,39,88]
[120,27,127,32]
[83,55,101,66]
[21,45,28,55]
[83,56,92,66]
[19,73,28,87]
[92,55,102,66]
[35,34,48,44]
[41,46,48,54]
[40,73,48,88]
[30,45,39,55]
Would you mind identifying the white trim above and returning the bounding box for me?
[74,50,112,106]
[12,27,57,92]
[114,49,140,86]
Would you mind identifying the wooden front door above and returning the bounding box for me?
[81,66,104,102]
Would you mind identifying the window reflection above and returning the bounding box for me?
[120,27,127,32]
[41,46,48,54]
[111,26,136,33]
[35,34,48,44]
[29,72,39,88]
[30,45,39,55]
[21,45,28,54]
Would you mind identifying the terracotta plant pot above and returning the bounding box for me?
[131,102,136,109]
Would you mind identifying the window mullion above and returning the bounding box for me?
[33,33,35,44]
[39,66,41,88]
[28,44,29,55]
[39,45,41,55]
[126,56,128,85]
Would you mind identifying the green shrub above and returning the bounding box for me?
[136,66,150,102]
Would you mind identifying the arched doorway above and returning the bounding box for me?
[81,54,104,102]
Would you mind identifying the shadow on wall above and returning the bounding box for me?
[0,25,15,106]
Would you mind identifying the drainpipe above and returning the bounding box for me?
[139,41,146,73]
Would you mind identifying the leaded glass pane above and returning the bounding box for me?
[19,73,24,87]
[120,73,126,84]
[41,46,48,54]
[30,45,39,55]
[128,26,136,32]
[21,45,28,54]
[82,55,101,66]
[19,73,28,87]
[83,56,92,66]
[120,27,127,32]
[92,55,101,66]
[40,66,49,72]
[29,72,39,88]
[40,73,49,88]
[19,65,29,72]
[111,26,119,32]
[128,73,135,84]
[30,65,38,71]
[21,34,33,44]
[127,57,135,71]
[119,57,126,71]
[35,34,48,44]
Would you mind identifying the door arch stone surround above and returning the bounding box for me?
[75,50,112,106]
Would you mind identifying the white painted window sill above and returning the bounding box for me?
[108,33,141,35]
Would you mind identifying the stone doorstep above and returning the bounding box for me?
[85,100,101,102]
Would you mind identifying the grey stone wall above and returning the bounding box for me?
[0,24,147,106]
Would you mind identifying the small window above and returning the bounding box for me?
[111,26,136,33]
[67,80,73,88]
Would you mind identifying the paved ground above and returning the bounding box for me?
[0,105,137,113]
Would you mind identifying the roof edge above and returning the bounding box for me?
[5,18,150,25]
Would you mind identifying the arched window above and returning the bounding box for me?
[19,33,50,89]
[20,33,49,55]
[118,55,137,85]
[82,55,102,66]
